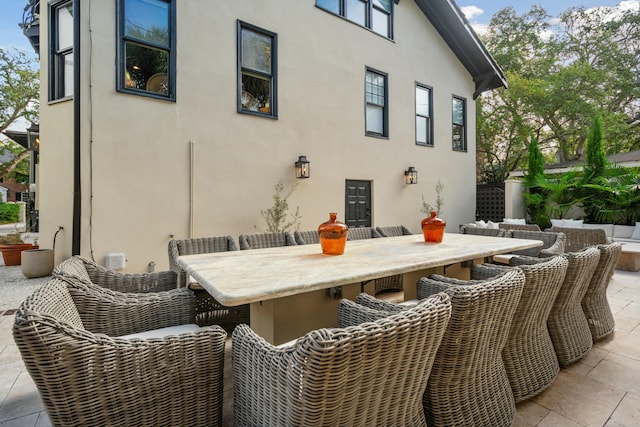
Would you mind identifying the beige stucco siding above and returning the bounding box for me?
[39,0,478,272]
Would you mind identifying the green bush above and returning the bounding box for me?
[0,203,20,223]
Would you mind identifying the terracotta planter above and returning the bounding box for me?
[0,244,38,266]
[21,249,55,278]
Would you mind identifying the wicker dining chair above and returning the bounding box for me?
[13,278,227,427]
[459,224,506,237]
[471,256,568,401]
[582,242,623,341]
[509,247,601,366]
[238,231,296,249]
[363,268,524,426]
[168,237,250,330]
[348,226,403,294]
[549,226,609,252]
[376,225,413,237]
[347,226,382,240]
[506,229,566,257]
[232,294,451,427]
[498,223,542,232]
[294,229,319,245]
[53,255,178,293]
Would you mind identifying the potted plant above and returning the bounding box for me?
[0,230,38,266]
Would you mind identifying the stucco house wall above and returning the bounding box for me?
[38,0,496,272]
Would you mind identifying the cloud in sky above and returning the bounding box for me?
[460,5,484,21]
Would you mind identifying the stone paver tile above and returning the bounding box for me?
[34,411,52,427]
[0,412,38,427]
[532,370,623,427]
[613,315,640,334]
[0,372,44,422]
[514,399,550,426]
[606,391,640,427]
[589,353,640,394]
[595,332,640,362]
[538,410,586,427]
[617,302,640,321]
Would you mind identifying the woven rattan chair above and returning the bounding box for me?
[549,226,609,252]
[498,223,541,232]
[348,226,402,294]
[13,278,227,427]
[376,225,413,237]
[409,268,525,426]
[471,256,568,401]
[238,231,296,249]
[582,242,623,341]
[53,255,178,293]
[347,226,382,240]
[168,237,249,330]
[506,230,566,257]
[294,229,319,245]
[232,294,451,427]
[459,224,506,237]
[509,247,601,367]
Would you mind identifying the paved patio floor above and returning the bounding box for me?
[0,268,638,426]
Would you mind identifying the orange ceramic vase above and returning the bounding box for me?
[318,213,349,255]
[421,211,446,243]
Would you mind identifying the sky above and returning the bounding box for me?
[459,0,639,33]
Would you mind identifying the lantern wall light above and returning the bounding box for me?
[295,155,310,179]
[404,167,418,184]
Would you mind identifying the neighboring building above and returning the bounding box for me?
[35,0,506,271]
[509,149,640,177]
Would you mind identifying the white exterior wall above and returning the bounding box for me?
[39,0,478,272]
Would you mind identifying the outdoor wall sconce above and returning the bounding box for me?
[295,155,310,179]
[404,166,418,184]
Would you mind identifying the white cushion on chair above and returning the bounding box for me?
[502,218,526,225]
[118,324,200,340]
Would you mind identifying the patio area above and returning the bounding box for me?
[0,267,638,426]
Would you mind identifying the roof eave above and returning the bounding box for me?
[413,0,507,99]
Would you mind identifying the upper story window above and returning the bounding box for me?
[416,84,433,146]
[49,0,74,101]
[117,0,176,100]
[452,96,467,151]
[316,0,394,39]
[238,21,277,118]
[365,68,388,137]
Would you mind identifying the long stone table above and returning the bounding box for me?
[178,233,541,344]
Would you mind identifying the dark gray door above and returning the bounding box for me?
[345,180,372,228]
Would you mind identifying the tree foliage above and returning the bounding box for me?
[0,48,39,182]
[477,5,640,183]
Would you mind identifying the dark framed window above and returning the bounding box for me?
[116,0,175,100]
[416,83,433,146]
[316,0,394,39]
[237,21,277,118]
[452,96,467,151]
[365,68,388,137]
[48,0,74,101]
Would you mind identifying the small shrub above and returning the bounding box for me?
[259,180,302,233]
[0,203,20,224]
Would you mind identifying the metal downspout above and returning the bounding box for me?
[72,0,81,255]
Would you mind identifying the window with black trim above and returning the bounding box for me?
[365,68,388,137]
[316,0,394,39]
[117,0,175,100]
[416,84,433,146]
[237,21,277,118]
[49,0,74,101]
[452,96,467,151]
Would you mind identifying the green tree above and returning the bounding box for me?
[0,48,39,182]
[522,135,548,226]
[477,6,640,182]
[580,113,610,221]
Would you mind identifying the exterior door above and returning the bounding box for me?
[345,180,372,228]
